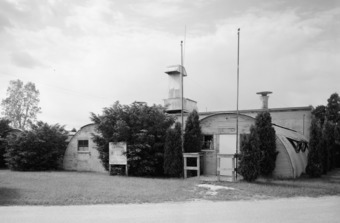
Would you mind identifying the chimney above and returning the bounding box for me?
[256,91,272,109]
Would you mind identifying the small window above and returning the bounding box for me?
[202,135,214,150]
[78,140,89,152]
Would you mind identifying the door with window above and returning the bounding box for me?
[219,134,237,176]
[77,140,91,171]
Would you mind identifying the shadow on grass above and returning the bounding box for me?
[0,187,21,205]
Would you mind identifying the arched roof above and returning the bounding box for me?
[68,123,97,143]
[200,112,255,123]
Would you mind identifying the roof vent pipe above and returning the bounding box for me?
[256,91,272,110]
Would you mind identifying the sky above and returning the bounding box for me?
[0,0,339,130]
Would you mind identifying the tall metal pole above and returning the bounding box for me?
[181,41,184,154]
[236,28,240,180]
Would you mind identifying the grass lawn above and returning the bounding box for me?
[0,169,339,206]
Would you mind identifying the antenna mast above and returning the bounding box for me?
[181,40,184,155]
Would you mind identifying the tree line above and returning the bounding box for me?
[1,79,339,181]
[0,80,68,170]
[0,79,202,176]
[306,93,340,177]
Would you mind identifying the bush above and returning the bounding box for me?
[255,111,277,176]
[91,101,175,176]
[237,125,262,182]
[184,110,202,153]
[306,117,323,177]
[4,121,68,171]
[164,122,183,177]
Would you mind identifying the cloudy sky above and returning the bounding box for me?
[0,0,339,130]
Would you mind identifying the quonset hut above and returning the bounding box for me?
[198,112,309,178]
[163,65,311,179]
[63,124,105,172]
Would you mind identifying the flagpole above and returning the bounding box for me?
[181,41,184,155]
[236,28,240,181]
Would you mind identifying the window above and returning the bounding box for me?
[202,135,214,150]
[78,140,89,152]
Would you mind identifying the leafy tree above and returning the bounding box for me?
[183,110,202,153]
[164,122,183,177]
[306,117,323,177]
[4,121,68,171]
[1,79,41,130]
[91,101,175,176]
[237,125,261,182]
[312,105,326,126]
[326,93,340,124]
[255,111,277,176]
[0,119,11,168]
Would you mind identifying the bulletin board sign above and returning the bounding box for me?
[109,142,127,165]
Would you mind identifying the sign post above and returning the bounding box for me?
[109,142,128,176]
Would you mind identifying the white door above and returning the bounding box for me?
[77,152,91,171]
[219,135,236,176]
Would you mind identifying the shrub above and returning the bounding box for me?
[5,121,68,171]
[164,122,183,177]
[306,117,323,177]
[183,110,202,153]
[255,111,277,176]
[237,125,262,182]
[91,101,175,176]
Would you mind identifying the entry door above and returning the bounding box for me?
[77,153,91,171]
[219,135,236,176]
[77,140,91,171]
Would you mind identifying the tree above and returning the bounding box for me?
[325,93,340,124]
[183,110,202,153]
[306,117,323,177]
[237,125,261,182]
[1,79,41,130]
[255,111,277,176]
[0,119,11,168]
[91,101,175,176]
[4,121,68,171]
[321,121,336,173]
[312,105,326,126]
[164,122,183,177]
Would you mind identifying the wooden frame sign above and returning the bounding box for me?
[109,142,128,175]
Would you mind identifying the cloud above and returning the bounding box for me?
[11,51,44,68]
[0,14,11,31]
[0,0,339,129]
[128,1,185,18]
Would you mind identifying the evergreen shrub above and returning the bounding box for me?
[184,110,202,153]
[164,122,183,177]
[255,111,277,176]
[237,125,261,182]
[306,117,323,177]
